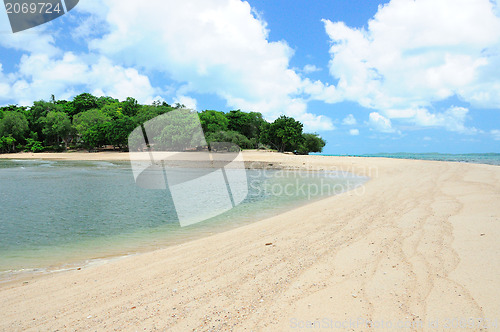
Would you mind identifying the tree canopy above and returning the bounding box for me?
[0,93,327,154]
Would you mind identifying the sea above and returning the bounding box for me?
[323,152,500,166]
[0,159,366,280]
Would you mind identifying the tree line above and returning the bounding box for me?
[0,93,326,154]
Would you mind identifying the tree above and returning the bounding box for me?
[0,111,29,143]
[224,110,266,142]
[1,105,27,114]
[42,111,72,149]
[80,124,108,151]
[101,102,124,120]
[122,97,140,117]
[199,110,228,134]
[72,93,98,115]
[260,115,304,152]
[73,109,111,135]
[57,100,76,117]
[106,116,136,150]
[73,109,111,150]
[206,130,253,150]
[135,105,173,125]
[25,138,44,152]
[96,96,119,108]
[26,101,61,141]
[157,109,205,151]
[0,136,16,153]
[296,133,326,155]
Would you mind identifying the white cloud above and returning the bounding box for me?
[0,8,60,57]
[302,64,321,74]
[77,0,332,131]
[386,106,478,134]
[349,129,359,136]
[491,129,500,140]
[298,112,335,131]
[0,0,334,131]
[174,95,198,110]
[302,79,341,104]
[369,112,395,133]
[320,0,500,131]
[0,53,158,105]
[342,114,357,125]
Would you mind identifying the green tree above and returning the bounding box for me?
[57,100,76,117]
[42,111,72,149]
[0,105,27,114]
[96,96,119,108]
[122,97,140,117]
[206,130,253,150]
[135,105,173,125]
[199,110,228,134]
[25,138,44,153]
[224,110,266,142]
[0,136,16,153]
[0,111,29,143]
[73,109,111,135]
[260,115,304,152]
[245,112,266,140]
[26,101,62,141]
[296,133,326,155]
[73,109,111,150]
[106,116,136,150]
[101,102,124,119]
[80,124,108,151]
[72,93,98,115]
[156,109,205,151]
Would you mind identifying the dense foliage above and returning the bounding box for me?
[0,93,326,154]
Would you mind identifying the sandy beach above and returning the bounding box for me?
[0,151,499,330]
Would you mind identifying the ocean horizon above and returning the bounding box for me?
[320,152,500,166]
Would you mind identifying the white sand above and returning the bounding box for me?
[0,151,499,330]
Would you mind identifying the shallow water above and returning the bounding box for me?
[0,159,366,277]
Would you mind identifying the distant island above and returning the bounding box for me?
[0,93,325,155]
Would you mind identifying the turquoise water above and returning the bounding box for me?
[322,153,500,166]
[0,160,365,277]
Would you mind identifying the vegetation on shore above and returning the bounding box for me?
[0,93,325,154]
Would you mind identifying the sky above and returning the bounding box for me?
[0,0,499,154]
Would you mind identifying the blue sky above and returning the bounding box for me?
[1,0,499,154]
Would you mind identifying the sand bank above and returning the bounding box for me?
[0,151,132,161]
[0,152,499,330]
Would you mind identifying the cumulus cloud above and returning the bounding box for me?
[174,95,198,110]
[302,64,321,74]
[0,53,158,105]
[320,0,500,132]
[385,106,478,134]
[76,0,332,131]
[342,114,357,125]
[369,112,395,133]
[0,9,60,57]
[0,0,334,131]
[349,129,359,136]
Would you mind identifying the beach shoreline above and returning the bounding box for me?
[0,151,499,330]
[0,151,369,283]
